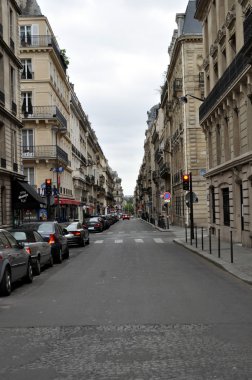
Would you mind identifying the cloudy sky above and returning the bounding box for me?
[37,0,189,195]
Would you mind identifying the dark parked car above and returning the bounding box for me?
[0,229,33,296]
[85,216,104,232]
[10,229,53,275]
[65,222,89,247]
[20,222,69,263]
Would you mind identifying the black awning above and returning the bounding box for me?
[12,180,46,209]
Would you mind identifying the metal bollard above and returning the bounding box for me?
[230,230,233,263]
[209,227,212,254]
[218,229,220,258]
[201,227,204,251]
[185,224,187,243]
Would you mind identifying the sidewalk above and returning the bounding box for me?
[144,220,252,285]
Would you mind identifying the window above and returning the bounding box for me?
[0,186,6,225]
[0,123,5,159]
[216,125,221,165]
[9,8,13,38]
[21,92,33,115]
[210,187,216,224]
[10,66,15,102]
[11,129,17,164]
[24,167,35,185]
[20,25,31,46]
[222,188,230,226]
[22,129,34,154]
[21,59,32,79]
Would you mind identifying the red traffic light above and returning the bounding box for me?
[45,178,52,185]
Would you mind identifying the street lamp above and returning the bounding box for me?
[180,93,204,241]
[179,93,205,103]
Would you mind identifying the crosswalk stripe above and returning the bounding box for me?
[135,239,144,243]
[94,240,103,244]
[115,240,123,243]
[154,238,164,244]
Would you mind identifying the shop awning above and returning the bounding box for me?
[54,197,81,206]
[12,180,46,209]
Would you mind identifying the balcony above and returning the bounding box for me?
[199,11,252,122]
[22,145,68,166]
[20,35,67,72]
[22,105,67,131]
[159,163,170,179]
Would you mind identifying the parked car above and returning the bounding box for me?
[65,222,89,247]
[10,229,53,275]
[20,221,69,263]
[85,216,104,232]
[0,229,33,296]
[122,214,130,220]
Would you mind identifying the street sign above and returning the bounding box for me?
[185,192,198,203]
[163,192,171,200]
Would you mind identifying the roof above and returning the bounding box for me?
[182,0,202,35]
[19,0,42,16]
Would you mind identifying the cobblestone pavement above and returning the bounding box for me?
[1,324,252,380]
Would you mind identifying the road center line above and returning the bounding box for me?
[154,238,164,243]
[94,240,103,244]
[115,240,123,243]
[135,239,144,243]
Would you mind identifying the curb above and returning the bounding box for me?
[174,238,252,285]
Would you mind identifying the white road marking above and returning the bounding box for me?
[95,240,104,244]
[115,240,123,243]
[154,238,164,244]
[135,239,144,243]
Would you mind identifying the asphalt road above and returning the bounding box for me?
[0,218,252,379]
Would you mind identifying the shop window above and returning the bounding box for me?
[210,187,216,224]
[1,186,6,225]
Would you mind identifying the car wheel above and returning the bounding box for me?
[86,237,90,245]
[0,268,11,296]
[25,261,33,283]
[80,237,85,247]
[34,258,41,276]
[57,248,63,264]
[65,246,70,259]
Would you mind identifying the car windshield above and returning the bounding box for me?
[66,223,79,231]
[11,231,27,241]
[37,223,54,233]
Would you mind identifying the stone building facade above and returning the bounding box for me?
[195,0,252,247]
[0,0,24,228]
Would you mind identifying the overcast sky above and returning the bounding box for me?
[38,0,189,195]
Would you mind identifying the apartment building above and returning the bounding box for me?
[0,0,46,227]
[135,0,207,228]
[195,0,252,246]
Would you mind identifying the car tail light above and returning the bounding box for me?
[49,234,56,244]
[0,254,3,261]
[25,247,31,255]
[73,231,81,236]
[94,223,101,227]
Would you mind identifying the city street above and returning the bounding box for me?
[0,218,252,379]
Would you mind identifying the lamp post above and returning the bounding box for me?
[52,125,60,221]
[180,94,204,240]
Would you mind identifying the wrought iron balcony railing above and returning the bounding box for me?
[20,35,67,72]
[199,11,252,121]
[22,145,68,165]
[22,105,67,131]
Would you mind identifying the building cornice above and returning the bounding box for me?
[0,105,23,128]
[167,34,202,80]
[205,152,252,178]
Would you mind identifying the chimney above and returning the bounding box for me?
[176,13,185,37]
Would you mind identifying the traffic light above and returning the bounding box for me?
[45,178,52,196]
[182,174,190,191]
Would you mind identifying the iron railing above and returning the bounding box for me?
[22,105,67,131]
[20,35,67,72]
[199,14,252,121]
[22,145,68,165]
